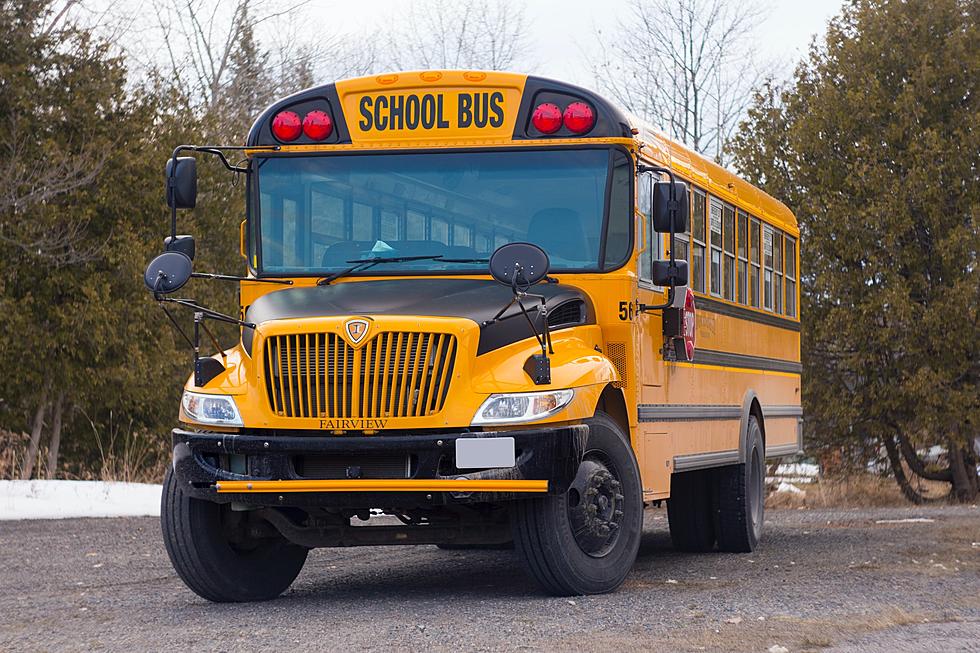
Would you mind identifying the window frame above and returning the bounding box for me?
[249,144,635,278]
[708,197,723,297]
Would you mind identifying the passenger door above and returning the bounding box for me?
[636,170,664,388]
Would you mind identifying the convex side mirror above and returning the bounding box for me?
[651,180,689,233]
[489,242,550,288]
[166,157,197,209]
[144,251,192,294]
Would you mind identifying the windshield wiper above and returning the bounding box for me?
[317,255,445,285]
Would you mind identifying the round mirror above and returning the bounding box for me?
[144,251,192,294]
[489,242,550,287]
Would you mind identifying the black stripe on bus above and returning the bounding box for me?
[638,403,803,422]
[695,296,801,332]
[690,349,803,374]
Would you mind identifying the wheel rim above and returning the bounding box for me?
[566,454,625,557]
[748,446,764,533]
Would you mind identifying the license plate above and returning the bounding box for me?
[455,437,516,469]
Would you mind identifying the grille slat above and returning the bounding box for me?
[264,330,456,419]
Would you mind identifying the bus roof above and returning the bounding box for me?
[632,121,799,235]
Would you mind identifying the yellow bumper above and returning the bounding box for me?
[214,478,549,494]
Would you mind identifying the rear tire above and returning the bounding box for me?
[161,468,308,602]
[667,469,716,552]
[511,412,643,596]
[715,415,765,552]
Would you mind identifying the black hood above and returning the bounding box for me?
[242,278,594,356]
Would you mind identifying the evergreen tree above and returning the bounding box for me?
[729,0,979,501]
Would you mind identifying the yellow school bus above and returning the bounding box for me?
[146,70,802,602]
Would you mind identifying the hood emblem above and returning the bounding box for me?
[343,318,370,346]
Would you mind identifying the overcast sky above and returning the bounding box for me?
[315,0,848,87]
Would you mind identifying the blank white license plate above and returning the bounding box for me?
[455,437,516,469]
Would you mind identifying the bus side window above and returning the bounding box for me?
[763,224,774,311]
[723,202,735,301]
[773,231,784,314]
[637,171,654,282]
[737,210,748,304]
[709,198,723,296]
[406,210,426,240]
[691,189,707,293]
[785,236,797,317]
[750,217,761,307]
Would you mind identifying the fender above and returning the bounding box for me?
[737,390,764,464]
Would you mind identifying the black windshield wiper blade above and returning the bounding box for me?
[317,255,444,285]
[438,257,489,263]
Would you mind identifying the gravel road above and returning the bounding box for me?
[1,505,978,652]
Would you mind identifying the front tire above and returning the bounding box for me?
[161,468,308,602]
[715,415,765,552]
[511,412,643,596]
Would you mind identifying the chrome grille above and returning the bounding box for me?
[263,332,456,419]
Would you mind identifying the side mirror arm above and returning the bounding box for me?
[166,144,280,241]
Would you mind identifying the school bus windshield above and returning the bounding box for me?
[254,147,632,276]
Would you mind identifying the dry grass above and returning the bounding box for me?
[0,428,31,479]
[0,422,168,484]
[767,473,951,509]
[543,605,938,652]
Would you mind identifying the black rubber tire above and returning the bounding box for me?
[666,468,716,552]
[161,468,308,602]
[715,415,765,552]
[510,412,643,596]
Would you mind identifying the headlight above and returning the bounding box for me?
[471,389,575,425]
[181,391,243,427]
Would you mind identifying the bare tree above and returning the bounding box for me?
[592,0,769,164]
[385,0,530,71]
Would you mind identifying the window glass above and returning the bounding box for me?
[750,217,761,307]
[737,211,748,259]
[723,204,735,300]
[674,235,689,269]
[709,199,722,296]
[431,217,449,245]
[452,223,471,247]
[785,236,797,317]
[354,202,374,245]
[637,172,653,281]
[710,201,722,248]
[690,189,707,292]
[692,245,706,293]
[381,209,401,241]
[763,225,774,310]
[692,190,706,242]
[406,210,426,240]
[257,149,618,274]
[602,152,632,268]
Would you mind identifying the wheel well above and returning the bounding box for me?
[749,398,766,446]
[595,385,629,436]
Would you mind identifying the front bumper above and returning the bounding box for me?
[171,425,588,508]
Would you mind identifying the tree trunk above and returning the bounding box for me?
[948,443,978,503]
[20,393,49,480]
[882,434,925,504]
[45,392,65,480]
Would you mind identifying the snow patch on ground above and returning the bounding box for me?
[774,481,806,495]
[0,480,162,520]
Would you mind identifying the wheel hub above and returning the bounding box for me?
[567,458,625,556]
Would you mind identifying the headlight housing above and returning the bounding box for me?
[181,391,243,427]
[471,389,575,426]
